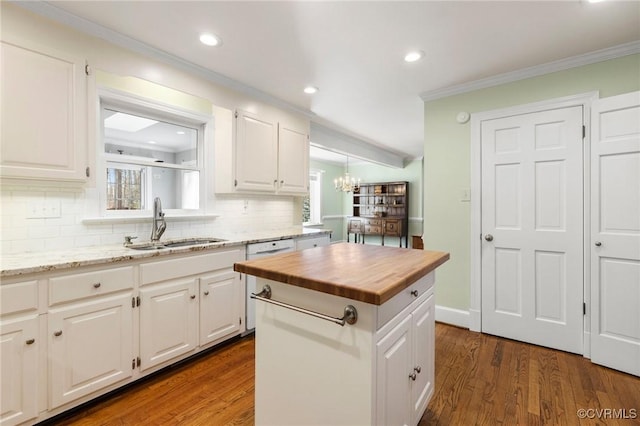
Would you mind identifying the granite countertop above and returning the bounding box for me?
[234,242,450,305]
[1,227,330,278]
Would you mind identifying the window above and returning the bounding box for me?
[99,93,208,215]
[303,170,323,225]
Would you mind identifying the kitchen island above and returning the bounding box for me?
[234,242,449,426]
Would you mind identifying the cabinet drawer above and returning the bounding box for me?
[348,220,362,232]
[296,235,330,251]
[49,266,135,305]
[376,272,435,329]
[1,280,38,315]
[366,218,382,226]
[141,248,244,285]
[365,225,382,234]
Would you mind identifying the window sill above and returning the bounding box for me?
[82,213,220,224]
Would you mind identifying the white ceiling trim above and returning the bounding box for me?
[420,40,640,102]
[15,1,316,119]
[310,123,405,169]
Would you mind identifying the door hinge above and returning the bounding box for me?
[583,302,586,315]
[136,356,141,367]
[582,125,586,139]
[86,167,90,178]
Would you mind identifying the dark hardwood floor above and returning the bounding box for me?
[47,324,640,426]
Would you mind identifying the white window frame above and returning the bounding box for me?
[304,169,324,226]
[96,87,212,218]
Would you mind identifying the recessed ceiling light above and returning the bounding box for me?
[176,131,185,135]
[404,50,424,63]
[304,86,318,94]
[199,33,221,47]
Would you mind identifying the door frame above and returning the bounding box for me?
[469,91,598,357]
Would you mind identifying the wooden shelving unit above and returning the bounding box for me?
[348,181,408,247]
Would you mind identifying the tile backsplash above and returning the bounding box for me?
[0,185,299,254]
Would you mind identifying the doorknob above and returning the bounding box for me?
[595,241,602,247]
[484,234,494,242]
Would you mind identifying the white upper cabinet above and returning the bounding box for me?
[0,36,87,182]
[215,109,309,195]
[277,123,309,195]
[235,110,279,192]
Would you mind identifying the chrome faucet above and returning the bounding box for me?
[150,197,166,242]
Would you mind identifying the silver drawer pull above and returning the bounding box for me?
[411,290,419,297]
[93,282,101,288]
[251,285,358,326]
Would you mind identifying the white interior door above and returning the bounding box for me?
[590,91,640,376]
[481,106,584,354]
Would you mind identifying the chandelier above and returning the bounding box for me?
[334,157,361,192]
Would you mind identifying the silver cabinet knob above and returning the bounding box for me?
[484,234,494,241]
[26,338,35,345]
[93,282,101,288]
[595,241,602,247]
[414,366,422,374]
[411,290,419,297]
[53,330,62,337]
[190,295,196,300]
[409,372,417,381]
[203,290,209,296]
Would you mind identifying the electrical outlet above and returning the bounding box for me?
[27,201,61,218]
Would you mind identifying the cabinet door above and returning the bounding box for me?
[235,110,278,192]
[376,315,412,426]
[0,37,86,181]
[277,124,309,194]
[139,279,197,371]
[199,270,241,346]
[411,294,435,424]
[49,293,133,409]
[1,315,39,425]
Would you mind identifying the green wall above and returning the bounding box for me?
[309,158,424,245]
[424,54,640,311]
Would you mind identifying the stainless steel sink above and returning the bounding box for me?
[126,238,226,250]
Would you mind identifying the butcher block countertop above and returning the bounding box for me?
[233,242,449,305]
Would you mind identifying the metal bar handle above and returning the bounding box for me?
[251,284,358,326]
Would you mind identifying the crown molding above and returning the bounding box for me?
[13,1,316,119]
[420,40,640,102]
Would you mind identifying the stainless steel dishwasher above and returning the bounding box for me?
[244,239,295,334]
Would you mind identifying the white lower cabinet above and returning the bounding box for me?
[0,314,39,426]
[376,293,435,426]
[199,270,241,346]
[2,246,245,424]
[48,292,134,409]
[139,279,198,372]
[253,272,436,426]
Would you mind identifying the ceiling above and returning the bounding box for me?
[21,1,640,161]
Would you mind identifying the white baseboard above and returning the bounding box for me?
[435,305,470,329]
